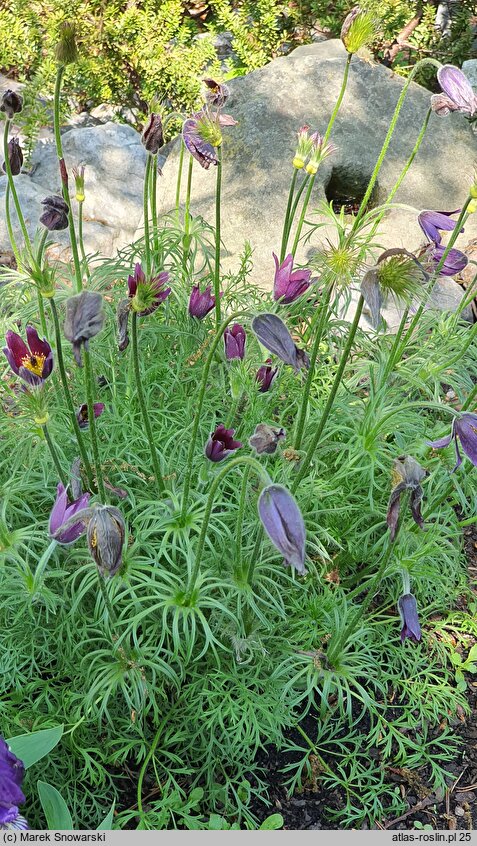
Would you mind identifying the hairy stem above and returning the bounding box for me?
[4,183,21,266]
[182,155,194,276]
[214,145,222,330]
[131,312,166,496]
[279,168,298,263]
[294,284,333,450]
[143,154,152,277]
[175,141,185,222]
[42,424,67,486]
[83,348,106,501]
[3,120,33,258]
[151,154,159,256]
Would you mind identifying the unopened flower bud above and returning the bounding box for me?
[72,165,85,202]
[293,125,313,169]
[141,113,164,155]
[258,484,306,575]
[87,504,125,578]
[55,22,78,65]
[2,137,23,176]
[341,6,376,54]
[0,89,23,119]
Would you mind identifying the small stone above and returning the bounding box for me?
[454,805,465,817]
[456,791,474,803]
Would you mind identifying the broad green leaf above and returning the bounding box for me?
[37,781,73,830]
[259,813,284,830]
[7,726,63,768]
[467,644,477,663]
[97,803,115,830]
[450,652,462,666]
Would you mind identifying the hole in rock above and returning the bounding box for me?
[325,167,379,215]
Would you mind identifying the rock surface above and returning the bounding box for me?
[150,39,477,323]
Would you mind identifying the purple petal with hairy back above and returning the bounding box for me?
[454,414,477,467]
[418,210,460,245]
[49,483,68,535]
[3,346,20,375]
[437,65,477,114]
[398,594,421,643]
[252,313,301,369]
[429,245,468,276]
[258,484,306,575]
[18,366,42,386]
[5,330,29,369]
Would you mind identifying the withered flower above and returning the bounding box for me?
[249,424,286,455]
[141,113,164,155]
[63,291,104,366]
[40,196,69,231]
[2,138,23,176]
[0,89,23,119]
[87,504,125,578]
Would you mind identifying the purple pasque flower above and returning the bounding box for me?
[182,110,236,169]
[76,402,105,429]
[3,326,53,387]
[205,423,242,462]
[252,313,310,372]
[424,243,468,277]
[224,323,246,360]
[49,482,91,545]
[127,262,171,316]
[428,412,477,470]
[273,253,312,304]
[418,209,462,245]
[258,484,306,575]
[203,78,230,108]
[398,594,422,644]
[387,456,427,542]
[188,284,220,319]
[431,65,477,118]
[0,736,28,831]
[256,359,278,393]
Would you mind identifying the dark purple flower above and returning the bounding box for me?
[418,209,462,245]
[203,78,230,108]
[188,284,219,319]
[2,138,23,176]
[425,243,468,277]
[205,423,242,462]
[3,326,53,387]
[76,402,105,429]
[127,262,171,316]
[183,113,219,170]
[141,113,164,155]
[256,359,278,393]
[252,313,310,372]
[0,90,23,120]
[273,253,312,304]
[398,593,422,643]
[87,504,125,578]
[431,65,477,118]
[40,195,69,231]
[49,482,90,545]
[0,736,28,831]
[224,323,246,360]
[387,455,427,542]
[428,412,477,470]
[258,484,306,575]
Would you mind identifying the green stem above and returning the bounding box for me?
[42,424,67,485]
[83,348,106,501]
[291,52,353,254]
[137,712,172,815]
[182,155,194,276]
[247,527,264,587]
[53,66,83,293]
[294,284,333,449]
[235,466,251,575]
[280,169,298,263]
[3,119,33,257]
[143,154,152,277]
[284,173,310,254]
[351,59,441,233]
[34,540,58,585]
[78,202,91,283]
[5,183,21,266]
[327,536,396,666]
[180,310,249,521]
[37,292,48,337]
[97,573,117,625]
[187,455,271,599]
[49,298,95,490]
[151,154,159,256]
[175,141,185,222]
[214,146,222,330]
[292,295,365,493]
[131,312,166,496]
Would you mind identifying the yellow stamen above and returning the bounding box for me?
[22,353,46,377]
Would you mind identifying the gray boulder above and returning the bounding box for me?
[150,39,477,321]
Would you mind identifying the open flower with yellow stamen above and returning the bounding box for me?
[3,326,53,387]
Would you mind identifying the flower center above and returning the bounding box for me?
[22,353,45,376]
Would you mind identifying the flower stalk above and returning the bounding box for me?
[3,120,32,259]
[214,145,222,329]
[143,153,152,277]
[294,284,333,449]
[42,424,67,486]
[83,348,106,501]
[131,311,166,496]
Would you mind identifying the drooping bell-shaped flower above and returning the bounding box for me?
[182,110,237,169]
[0,736,28,831]
[428,412,477,470]
[49,482,90,545]
[418,209,462,245]
[258,484,306,575]
[40,195,69,231]
[141,113,164,155]
[224,323,246,360]
[256,359,278,393]
[127,262,171,316]
[3,326,53,387]
[205,424,242,462]
[252,313,309,372]
[424,243,468,277]
[398,593,422,643]
[2,138,23,176]
[203,78,230,108]
[273,253,313,304]
[431,65,477,118]
[63,291,104,366]
[117,299,130,352]
[386,455,428,541]
[0,89,23,119]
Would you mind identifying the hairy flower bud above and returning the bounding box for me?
[63,291,104,366]
[258,484,306,575]
[2,138,23,177]
[252,313,310,372]
[87,504,125,578]
[55,22,78,65]
[0,89,23,119]
[141,113,164,155]
[72,165,85,202]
